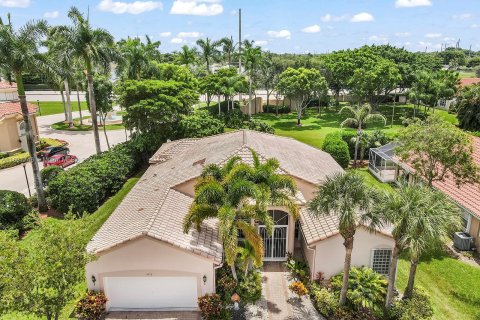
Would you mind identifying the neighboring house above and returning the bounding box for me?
[0,81,39,153]
[86,130,394,312]
[394,137,480,251]
[438,77,480,111]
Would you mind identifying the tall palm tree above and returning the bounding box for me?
[308,172,382,306]
[183,150,298,281]
[176,45,197,67]
[52,7,118,154]
[339,104,387,167]
[196,37,221,74]
[0,15,49,211]
[117,36,161,80]
[243,46,263,117]
[220,36,235,67]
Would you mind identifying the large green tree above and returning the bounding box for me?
[308,172,382,306]
[86,75,113,150]
[455,83,480,131]
[243,45,263,117]
[0,15,48,211]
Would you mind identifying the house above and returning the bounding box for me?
[86,130,394,312]
[0,81,39,153]
[394,136,480,251]
[438,78,480,111]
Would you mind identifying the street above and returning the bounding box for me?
[0,111,128,195]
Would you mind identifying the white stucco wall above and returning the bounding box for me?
[312,227,395,278]
[86,236,217,298]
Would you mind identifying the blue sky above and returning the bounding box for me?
[1,0,479,53]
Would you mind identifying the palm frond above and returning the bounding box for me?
[183,204,217,233]
[237,220,263,266]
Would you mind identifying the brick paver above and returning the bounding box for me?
[105,311,201,320]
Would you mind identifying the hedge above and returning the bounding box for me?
[180,110,224,138]
[0,152,30,170]
[322,132,350,168]
[263,104,291,114]
[0,190,31,230]
[41,166,64,186]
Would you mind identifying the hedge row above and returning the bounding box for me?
[263,104,291,114]
[322,132,350,169]
[0,152,30,170]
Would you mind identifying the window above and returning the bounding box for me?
[460,211,471,232]
[371,249,392,275]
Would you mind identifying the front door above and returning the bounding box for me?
[259,210,289,261]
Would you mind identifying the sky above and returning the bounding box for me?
[1,0,479,53]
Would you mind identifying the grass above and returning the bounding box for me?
[253,103,457,149]
[51,115,124,131]
[33,101,89,117]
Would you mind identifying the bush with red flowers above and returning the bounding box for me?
[75,290,108,320]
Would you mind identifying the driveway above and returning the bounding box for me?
[0,111,127,195]
[105,311,200,320]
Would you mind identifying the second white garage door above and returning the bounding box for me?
[104,276,198,311]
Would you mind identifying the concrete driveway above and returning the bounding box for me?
[105,311,200,320]
[0,111,128,195]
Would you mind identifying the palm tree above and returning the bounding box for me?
[243,46,263,117]
[308,172,382,306]
[220,36,235,67]
[52,7,118,154]
[196,37,221,74]
[183,150,298,281]
[176,45,197,67]
[0,15,49,211]
[339,104,386,167]
[117,36,161,80]
[72,62,86,125]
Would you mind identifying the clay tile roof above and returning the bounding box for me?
[459,78,480,88]
[0,101,37,120]
[87,130,344,261]
[0,81,16,89]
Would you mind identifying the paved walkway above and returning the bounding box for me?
[105,311,200,320]
[246,262,324,320]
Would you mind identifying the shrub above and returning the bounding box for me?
[180,110,224,138]
[41,166,64,186]
[247,120,275,134]
[216,265,237,302]
[311,285,338,317]
[289,281,308,297]
[263,104,291,114]
[389,289,434,320]
[0,190,31,230]
[198,293,224,320]
[331,267,387,312]
[322,133,350,169]
[340,130,390,160]
[222,108,247,129]
[285,255,309,282]
[0,152,8,159]
[75,290,108,320]
[21,210,40,231]
[237,270,262,303]
[0,152,30,170]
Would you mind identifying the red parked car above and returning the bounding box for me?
[43,154,78,168]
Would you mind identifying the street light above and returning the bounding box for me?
[22,162,31,197]
[37,99,41,116]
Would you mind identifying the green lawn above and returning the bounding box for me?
[2,174,141,320]
[33,101,89,117]
[51,115,124,131]
[253,103,457,149]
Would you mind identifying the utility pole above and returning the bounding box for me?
[238,8,242,105]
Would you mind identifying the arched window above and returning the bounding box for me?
[268,210,289,226]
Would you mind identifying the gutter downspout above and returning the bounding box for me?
[213,258,224,293]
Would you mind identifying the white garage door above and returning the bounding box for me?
[104,276,198,311]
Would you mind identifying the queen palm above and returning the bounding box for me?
[176,45,197,68]
[196,37,221,74]
[308,172,382,306]
[53,7,118,154]
[117,36,161,80]
[243,46,263,117]
[339,104,386,167]
[220,36,235,67]
[0,15,49,211]
[183,150,298,281]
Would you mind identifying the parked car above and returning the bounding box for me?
[37,146,69,159]
[43,154,78,168]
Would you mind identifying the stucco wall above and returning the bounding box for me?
[86,236,216,297]
[0,116,20,152]
[312,227,395,278]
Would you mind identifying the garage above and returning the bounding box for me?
[104,276,198,311]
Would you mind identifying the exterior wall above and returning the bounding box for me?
[86,236,216,300]
[0,88,18,101]
[468,216,480,249]
[312,227,395,278]
[293,176,316,202]
[240,97,263,114]
[0,116,21,152]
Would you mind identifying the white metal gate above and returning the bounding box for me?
[260,226,288,261]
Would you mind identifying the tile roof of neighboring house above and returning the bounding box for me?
[0,101,37,120]
[0,81,16,89]
[87,130,344,262]
[459,78,480,88]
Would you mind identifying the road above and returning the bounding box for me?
[0,112,128,195]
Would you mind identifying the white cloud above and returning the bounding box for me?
[159,32,172,37]
[98,0,162,14]
[43,11,59,18]
[267,29,291,39]
[452,13,473,20]
[472,24,480,29]
[443,37,455,42]
[254,40,268,46]
[177,31,201,38]
[170,0,223,16]
[321,13,348,22]
[395,32,411,37]
[369,35,389,42]
[301,24,321,33]
[395,0,432,8]
[170,37,184,44]
[425,33,442,38]
[0,0,30,7]
[350,12,374,22]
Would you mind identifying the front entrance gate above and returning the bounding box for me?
[259,210,289,261]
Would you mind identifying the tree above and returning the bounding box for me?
[86,75,113,150]
[53,7,118,154]
[199,73,218,108]
[456,83,480,131]
[0,15,48,211]
[116,36,161,80]
[276,67,328,125]
[339,104,386,167]
[396,115,479,186]
[176,45,197,67]
[183,150,299,281]
[220,36,236,67]
[308,172,382,306]
[196,38,221,74]
[258,53,280,107]
[215,67,248,112]
[243,45,263,117]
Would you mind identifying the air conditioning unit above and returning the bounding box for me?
[453,232,473,251]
